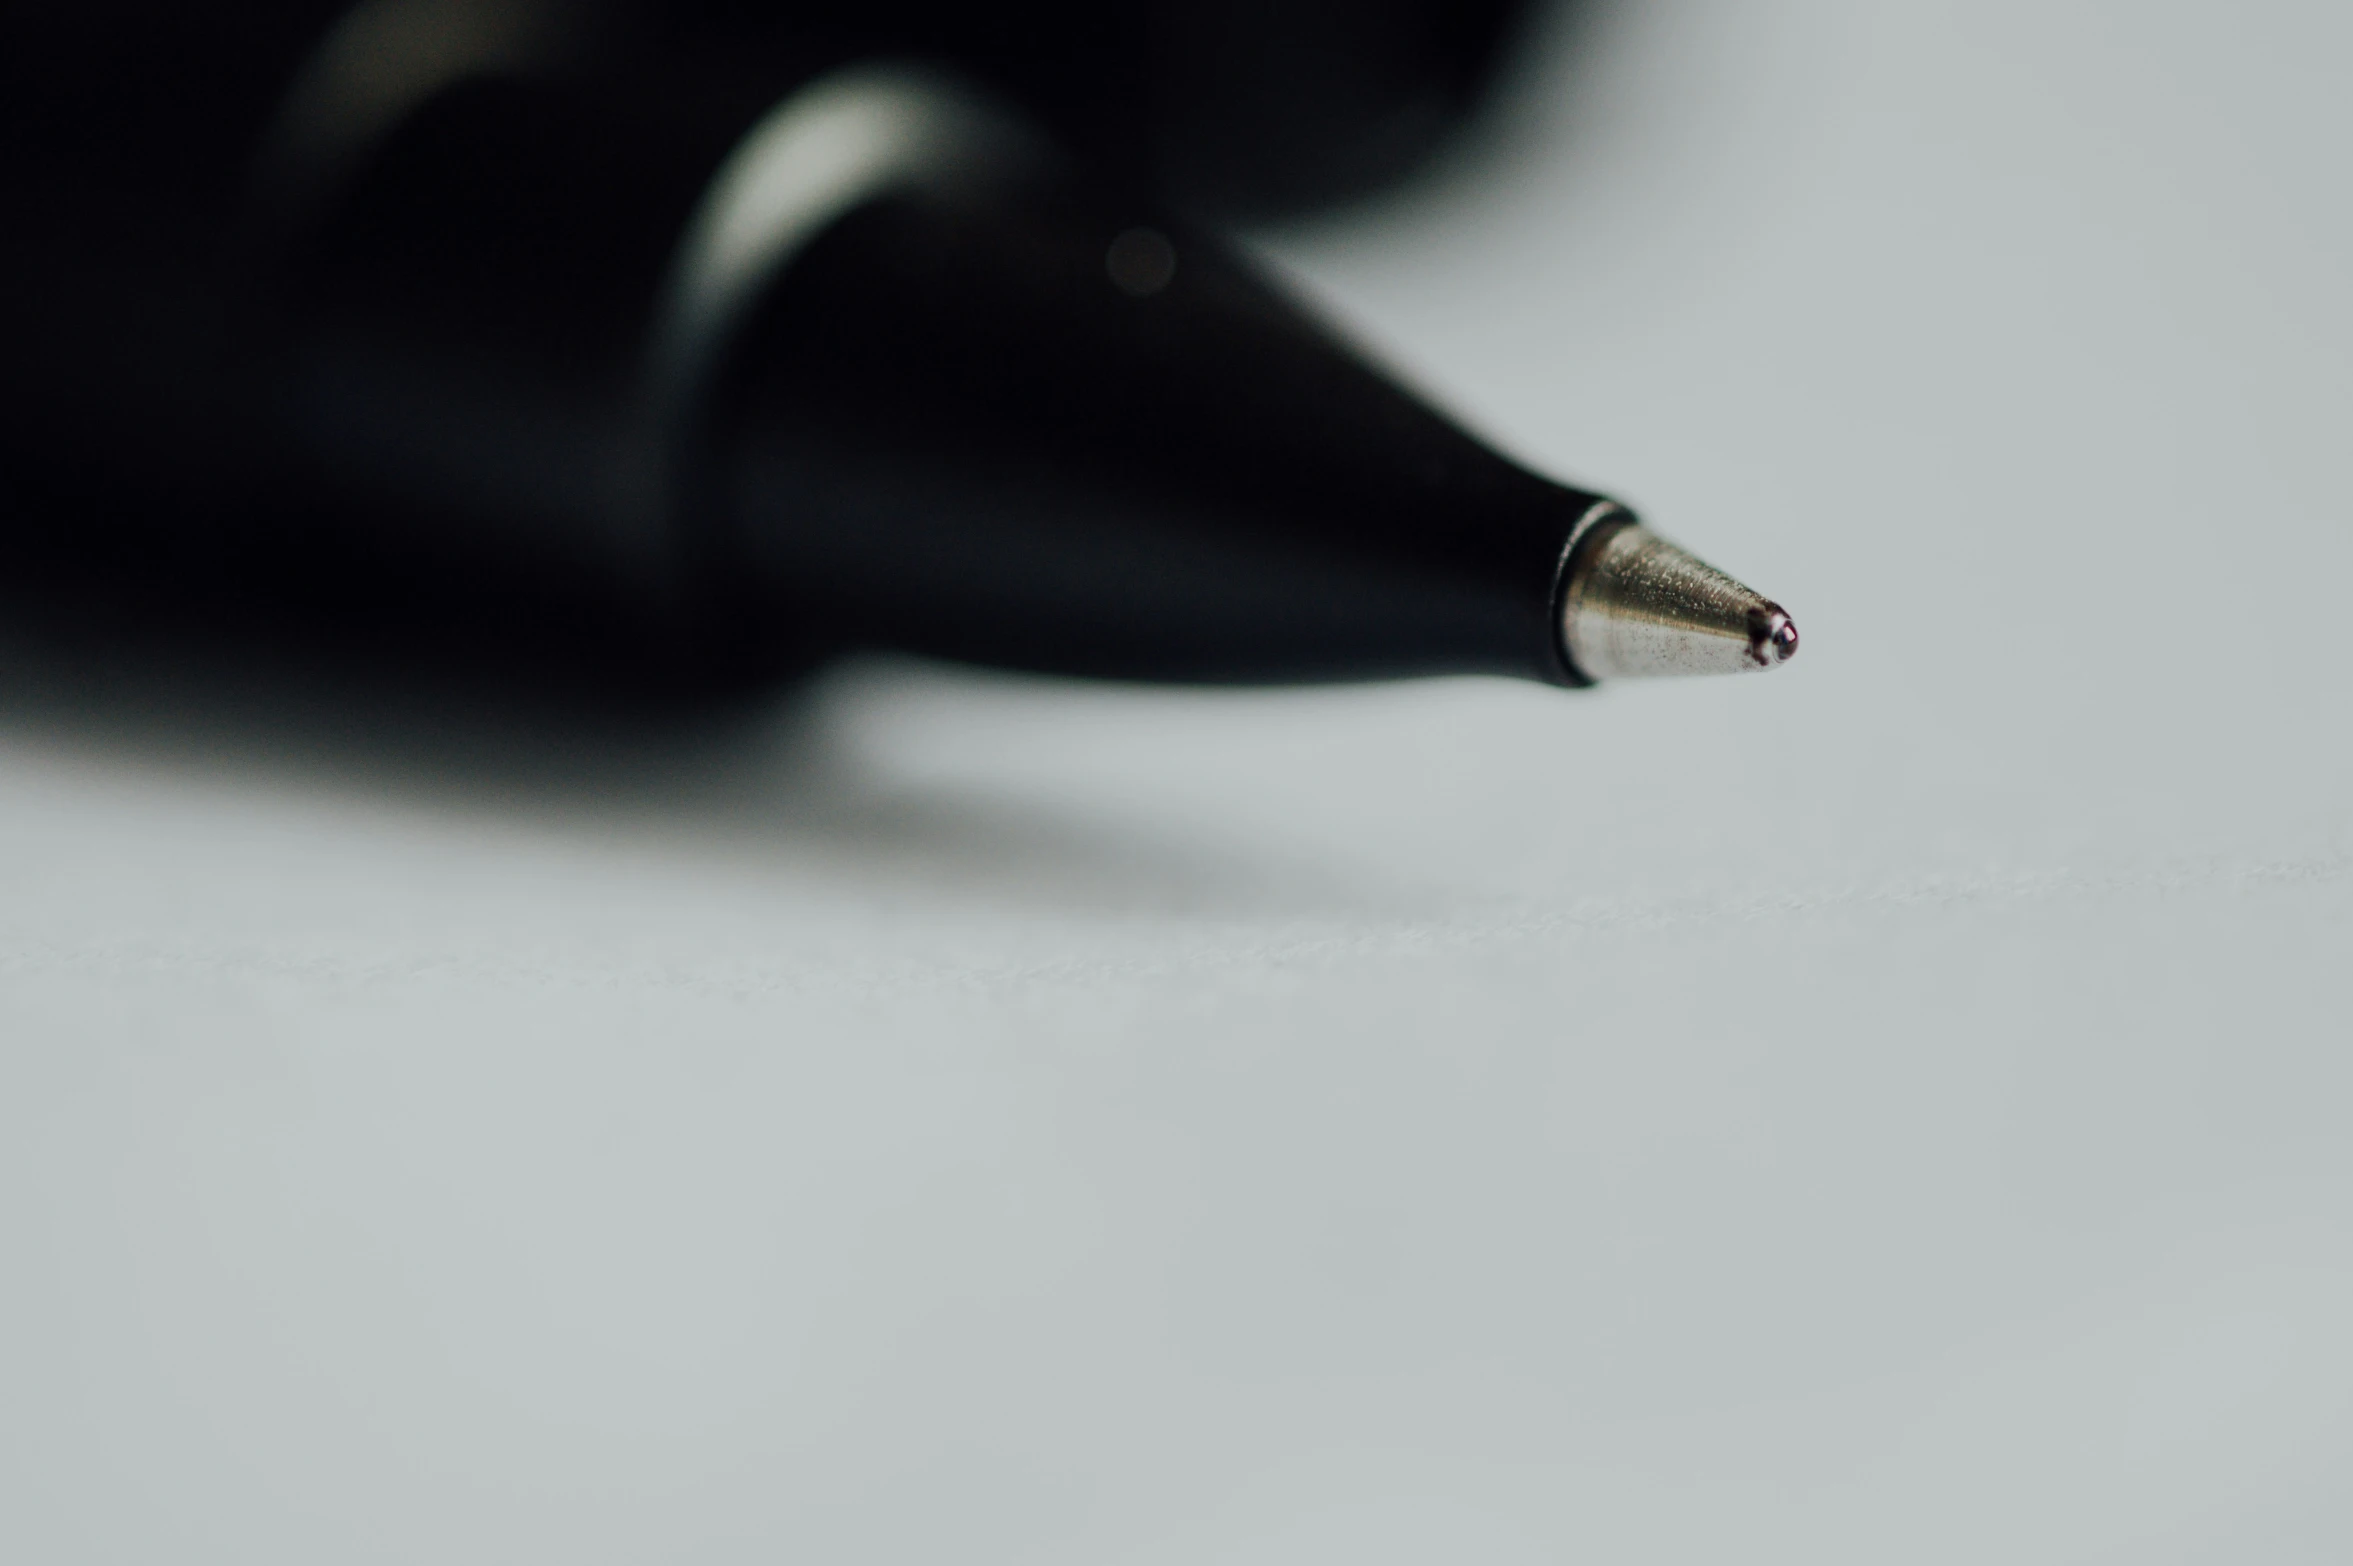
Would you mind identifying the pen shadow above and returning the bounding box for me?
[0,555,1387,926]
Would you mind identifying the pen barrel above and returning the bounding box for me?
[718,185,1597,683]
[2,15,1603,688]
[3,33,792,678]
[278,56,1601,684]
[0,0,345,526]
[271,70,753,597]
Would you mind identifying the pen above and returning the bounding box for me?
[0,0,1797,694]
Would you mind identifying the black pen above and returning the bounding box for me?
[0,0,1797,694]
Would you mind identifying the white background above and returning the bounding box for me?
[4,0,2349,1559]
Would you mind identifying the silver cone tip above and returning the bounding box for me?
[1561,521,1801,682]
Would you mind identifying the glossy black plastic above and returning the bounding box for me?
[720,185,1597,682]
[0,4,1604,693]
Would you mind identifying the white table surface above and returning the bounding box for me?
[5,1,2349,1560]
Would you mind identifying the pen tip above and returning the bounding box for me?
[1755,607,1800,668]
[1560,522,1801,681]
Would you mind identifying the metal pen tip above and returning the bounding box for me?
[1751,607,1800,668]
[1560,519,1801,681]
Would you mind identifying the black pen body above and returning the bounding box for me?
[0,2,1607,690]
[718,181,1594,683]
[2,2,765,673]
